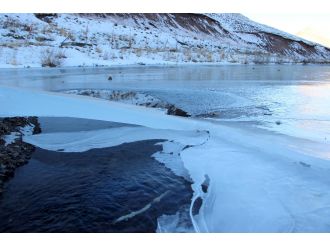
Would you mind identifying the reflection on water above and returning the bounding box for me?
[296,84,330,118]
[1,65,330,91]
[1,65,330,142]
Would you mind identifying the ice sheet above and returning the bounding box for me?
[2,86,330,232]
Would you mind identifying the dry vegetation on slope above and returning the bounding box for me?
[0,13,329,67]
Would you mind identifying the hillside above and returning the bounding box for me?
[0,13,329,67]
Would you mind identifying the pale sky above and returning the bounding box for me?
[244,13,330,48]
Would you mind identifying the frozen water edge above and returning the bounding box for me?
[152,141,192,181]
[156,205,195,233]
[22,127,208,153]
[1,86,330,232]
[2,124,36,146]
[22,128,204,233]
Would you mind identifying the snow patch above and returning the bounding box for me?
[3,132,20,146]
[2,123,36,146]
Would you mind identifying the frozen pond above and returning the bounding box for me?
[1,65,330,232]
[1,65,330,142]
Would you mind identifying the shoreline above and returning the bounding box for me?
[1,61,330,70]
[0,117,41,194]
[63,89,190,117]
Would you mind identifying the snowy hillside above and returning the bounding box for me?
[0,13,330,68]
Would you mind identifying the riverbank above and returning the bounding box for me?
[0,117,41,194]
[1,14,329,69]
[63,89,190,117]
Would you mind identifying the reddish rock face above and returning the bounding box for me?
[76,13,330,63]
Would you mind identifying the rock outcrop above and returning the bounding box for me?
[0,117,41,194]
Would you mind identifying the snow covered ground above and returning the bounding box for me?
[0,13,329,68]
[2,124,35,146]
[1,85,330,232]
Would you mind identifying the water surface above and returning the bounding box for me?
[0,139,193,232]
[1,65,329,141]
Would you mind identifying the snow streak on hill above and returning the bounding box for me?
[0,13,329,67]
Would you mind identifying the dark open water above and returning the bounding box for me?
[0,119,193,232]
